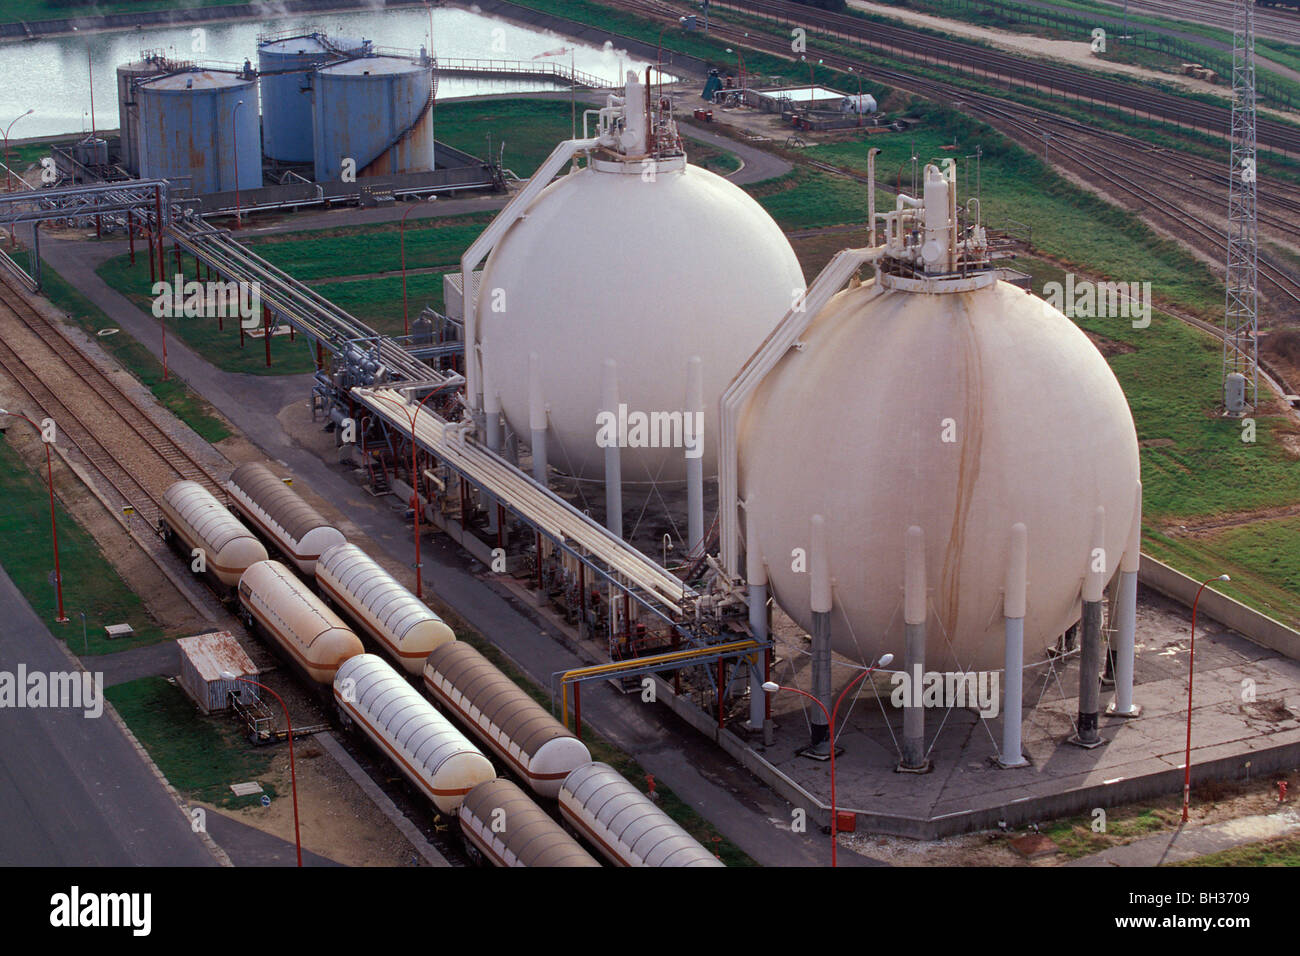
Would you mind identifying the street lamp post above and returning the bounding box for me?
[764,652,894,867]
[371,389,444,599]
[232,100,245,229]
[3,109,34,193]
[222,672,301,866]
[399,202,422,340]
[1182,573,1230,823]
[0,408,68,623]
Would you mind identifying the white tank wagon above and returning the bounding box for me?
[316,543,455,674]
[334,654,495,814]
[558,762,723,867]
[238,560,364,684]
[159,480,267,588]
[422,642,590,799]
[459,779,600,868]
[226,462,346,575]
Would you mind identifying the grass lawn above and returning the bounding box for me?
[311,271,447,338]
[0,0,244,23]
[94,253,318,377]
[1044,804,1180,859]
[39,263,231,443]
[1172,834,1300,866]
[104,676,278,810]
[0,440,167,655]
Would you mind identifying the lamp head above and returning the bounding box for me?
[761,681,780,694]
[877,653,895,668]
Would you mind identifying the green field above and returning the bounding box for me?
[0,440,166,655]
[105,676,278,810]
[0,0,244,23]
[94,253,318,376]
[1172,834,1300,866]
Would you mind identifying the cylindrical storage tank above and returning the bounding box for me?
[311,53,434,183]
[459,779,600,868]
[238,560,364,683]
[334,654,495,814]
[738,277,1141,672]
[226,462,345,575]
[258,33,370,163]
[477,153,805,481]
[117,58,169,175]
[559,762,723,867]
[1225,371,1248,415]
[423,642,591,799]
[159,479,267,587]
[316,543,455,673]
[137,69,263,195]
[72,137,109,168]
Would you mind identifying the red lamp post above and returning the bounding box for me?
[0,408,68,624]
[1182,573,1231,823]
[223,672,301,866]
[764,652,894,867]
[372,389,443,599]
[3,109,34,193]
[399,202,422,340]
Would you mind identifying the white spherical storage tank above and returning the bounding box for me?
[334,654,495,814]
[316,543,455,674]
[160,480,266,587]
[738,278,1141,673]
[476,149,805,481]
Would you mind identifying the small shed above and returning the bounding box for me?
[177,631,259,715]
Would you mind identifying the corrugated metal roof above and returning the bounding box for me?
[176,631,256,681]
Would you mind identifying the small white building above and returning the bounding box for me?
[176,631,258,715]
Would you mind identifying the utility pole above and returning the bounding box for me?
[1223,0,1259,415]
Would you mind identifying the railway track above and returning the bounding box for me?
[0,271,226,526]
[1096,0,1300,45]
[664,0,1300,153]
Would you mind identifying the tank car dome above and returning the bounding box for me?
[738,278,1141,673]
[477,151,805,482]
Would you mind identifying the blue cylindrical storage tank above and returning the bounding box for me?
[137,70,263,195]
[259,33,370,164]
[312,52,435,183]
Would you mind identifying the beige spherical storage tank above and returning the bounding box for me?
[738,277,1141,672]
[226,462,345,575]
[423,642,590,799]
[477,151,805,481]
[160,480,267,587]
[239,560,364,683]
[459,779,600,868]
[335,654,495,815]
[559,762,723,867]
[316,543,455,674]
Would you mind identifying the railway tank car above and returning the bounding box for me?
[316,543,455,674]
[458,779,600,868]
[334,654,495,814]
[238,560,364,683]
[422,642,591,799]
[559,762,723,867]
[158,480,267,588]
[226,462,345,575]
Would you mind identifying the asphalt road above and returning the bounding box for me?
[0,566,218,866]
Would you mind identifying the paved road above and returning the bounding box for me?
[0,565,218,866]
[40,234,877,867]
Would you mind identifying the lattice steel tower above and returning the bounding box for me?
[1223,0,1259,415]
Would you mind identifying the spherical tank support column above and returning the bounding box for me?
[529,351,549,486]
[999,523,1030,768]
[1071,506,1108,749]
[483,340,501,536]
[685,356,704,555]
[1108,482,1143,719]
[802,514,833,760]
[899,525,930,772]
[745,521,770,742]
[602,359,623,539]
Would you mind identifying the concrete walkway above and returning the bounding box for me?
[1068,807,1300,866]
